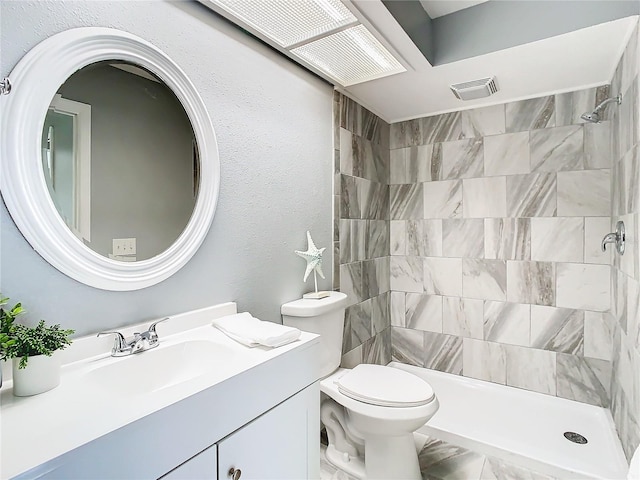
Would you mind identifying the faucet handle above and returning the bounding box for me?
[97,331,128,353]
[147,317,169,339]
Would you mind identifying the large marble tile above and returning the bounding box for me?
[420,112,463,145]
[556,263,611,312]
[408,144,441,183]
[505,345,557,395]
[623,145,639,214]
[531,218,584,263]
[340,174,361,219]
[390,256,424,293]
[462,259,507,301]
[390,220,406,255]
[424,257,463,296]
[462,177,507,218]
[557,169,610,217]
[391,326,424,366]
[340,262,363,307]
[483,131,530,177]
[557,354,611,407]
[584,311,614,361]
[480,456,557,480]
[340,94,362,136]
[442,219,484,258]
[371,292,390,335]
[621,21,638,96]
[505,96,555,133]
[584,217,613,265]
[340,128,355,175]
[530,125,584,172]
[463,338,507,384]
[390,119,419,150]
[506,173,557,217]
[360,179,388,220]
[484,218,531,260]
[339,219,366,264]
[407,220,443,257]
[441,138,484,179]
[363,327,391,365]
[424,180,463,219]
[461,104,506,138]
[584,121,612,169]
[406,293,443,333]
[343,300,372,351]
[390,291,405,327]
[483,301,530,346]
[363,257,390,299]
[390,147,409,184]
[530,305,584,355]
[365,219,389,258]
[423,331,463,374]
[390,184,424,219]
[443,296,484,339]
[418,437,486,479]
[506,261,555,306]
[361,106,389,147]
[365,142,389,185]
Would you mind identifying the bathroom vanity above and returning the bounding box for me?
[0,303,321,480]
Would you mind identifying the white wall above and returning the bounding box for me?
[0,1,334,336]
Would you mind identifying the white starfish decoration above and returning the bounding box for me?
[295,231,325,283]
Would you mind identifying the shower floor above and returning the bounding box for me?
[392,362,628,480]
[320,363,628,479]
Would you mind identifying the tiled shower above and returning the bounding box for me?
[334,20,639,466]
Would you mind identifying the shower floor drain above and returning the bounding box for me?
[564,431,588,444]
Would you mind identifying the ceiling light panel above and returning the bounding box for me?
[209,0,357,47]
[291,24,406,86]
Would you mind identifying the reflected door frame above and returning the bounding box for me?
[47,94,92,242]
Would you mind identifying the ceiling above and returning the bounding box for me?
[419,0,488,19]
[339,1,639,122]
[201,0,639,123]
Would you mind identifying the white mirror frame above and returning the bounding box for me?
[0,27,220,291]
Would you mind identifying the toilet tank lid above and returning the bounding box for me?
[281,291,347,317]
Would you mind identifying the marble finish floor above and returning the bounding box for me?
[320,440,558,480]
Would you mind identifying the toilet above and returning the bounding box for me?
[282,291,439,480]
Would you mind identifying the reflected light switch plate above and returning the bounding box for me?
[113,238,136,256]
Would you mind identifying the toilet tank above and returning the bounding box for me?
[281,292,348,378]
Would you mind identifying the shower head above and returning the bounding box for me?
[580,94,622,123]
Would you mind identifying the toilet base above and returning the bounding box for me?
[324,444,366,479]
[364,434,421,480]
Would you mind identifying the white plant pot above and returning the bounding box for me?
[12,353,61,397]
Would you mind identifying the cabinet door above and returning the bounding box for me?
[160,445,217,480]
[218,383,319,480]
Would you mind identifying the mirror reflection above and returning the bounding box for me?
[42,61,198,262]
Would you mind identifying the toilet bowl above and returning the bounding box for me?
[282,292,439,480]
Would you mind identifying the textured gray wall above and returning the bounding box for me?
[0,1,333,336]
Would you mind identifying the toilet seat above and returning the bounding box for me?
[336,364,434,407]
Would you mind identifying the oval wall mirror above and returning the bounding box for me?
[0,28,220,291]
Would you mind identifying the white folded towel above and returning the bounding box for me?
[212,312,301,348]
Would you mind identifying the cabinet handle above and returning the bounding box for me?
[228,467,242,479]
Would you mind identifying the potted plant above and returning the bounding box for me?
[0,296,74,396]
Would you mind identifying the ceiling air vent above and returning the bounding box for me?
[450,77,498,101]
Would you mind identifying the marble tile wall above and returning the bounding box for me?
[389,85,616,409]
[609,20,640,464]
[334,93,392,367]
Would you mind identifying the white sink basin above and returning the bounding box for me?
[87,340,237,394]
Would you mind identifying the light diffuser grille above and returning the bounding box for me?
[291,25,406,86]
[209,0,357,47]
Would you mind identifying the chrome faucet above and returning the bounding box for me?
[97,317,169,357]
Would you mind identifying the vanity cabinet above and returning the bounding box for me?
[217,382,318,480]
[161,384,319,480]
